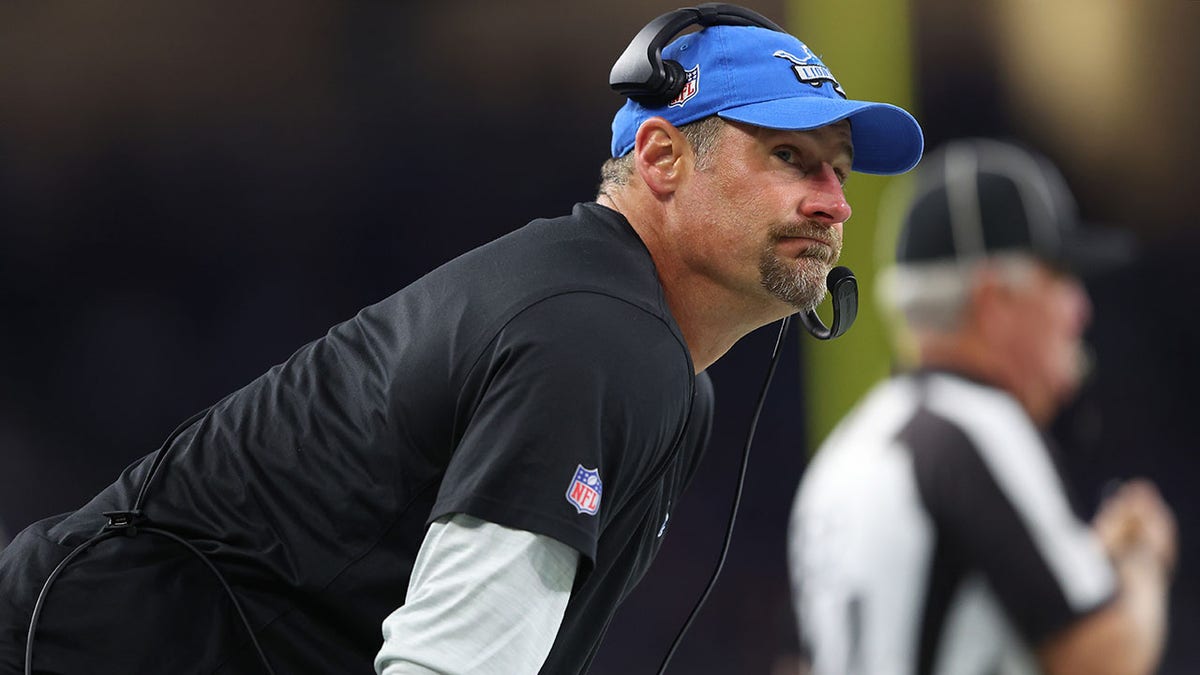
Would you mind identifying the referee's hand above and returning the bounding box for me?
[1093,479,1178,577]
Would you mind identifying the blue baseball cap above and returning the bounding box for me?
[610,25,923,175]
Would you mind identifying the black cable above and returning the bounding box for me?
[25,410,206,674]
[23,526,277,675]
[24,405,277,674]
[24,530,122,675]
[133,408,209,511]
[138,527,278,675]
[656,315,792,675]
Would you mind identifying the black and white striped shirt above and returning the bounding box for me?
[788,370,1115,675]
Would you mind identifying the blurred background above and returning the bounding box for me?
[0,0,1195,672]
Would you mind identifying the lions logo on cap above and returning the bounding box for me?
[773,48,847,99]
[668,65,700,108]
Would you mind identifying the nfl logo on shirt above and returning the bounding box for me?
[566,465,603,515]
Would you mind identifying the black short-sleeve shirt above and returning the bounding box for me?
[0,202,714,674]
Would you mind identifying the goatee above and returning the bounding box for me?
[760,252,832,311]
[759,225,841,310]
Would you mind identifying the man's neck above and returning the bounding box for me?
[918,335,1056,427]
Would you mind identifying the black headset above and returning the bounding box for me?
[609,2,858,342]
[610,3,784,105]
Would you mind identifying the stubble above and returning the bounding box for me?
[758,226,842,311]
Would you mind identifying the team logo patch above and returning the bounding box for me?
[668,65,700,108]
[773,48,847,98]
[565,465,603,515]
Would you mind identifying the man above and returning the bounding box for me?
[0,11,921,674]
[787,138,1176,675]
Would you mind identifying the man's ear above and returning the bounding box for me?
[633,117,691,196]
[969,265,1015,333]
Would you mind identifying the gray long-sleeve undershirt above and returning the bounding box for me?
[375,513,580,674]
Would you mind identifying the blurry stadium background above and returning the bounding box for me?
[1,1,1196,672]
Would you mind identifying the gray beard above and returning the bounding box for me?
[759,247,832,311]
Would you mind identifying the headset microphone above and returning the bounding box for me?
[798,265,858,340]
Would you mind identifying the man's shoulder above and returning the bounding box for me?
[495,290,693,384]
[911,372,1042,458]
[380,202,667,331]
[479,202,660,305]
[810,372,1038,487]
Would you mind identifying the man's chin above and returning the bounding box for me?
[774,279,828,313]
[794,287,829,313]
[761,256,834,310]
[799,260,834,295]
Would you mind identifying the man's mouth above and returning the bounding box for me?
[775,235,835,262]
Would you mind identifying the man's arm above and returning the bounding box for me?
[374,513,581,675]
[1039,480,1176,675]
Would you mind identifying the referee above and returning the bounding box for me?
[787,139,1176,675]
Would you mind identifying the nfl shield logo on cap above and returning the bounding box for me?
[566,465,603,515]
[668,65,700,108]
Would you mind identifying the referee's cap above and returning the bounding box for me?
[610,25,923,175]
[894,138,1134,275]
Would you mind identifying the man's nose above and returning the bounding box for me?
[800,163,852,225]
[1068,276,1093,332]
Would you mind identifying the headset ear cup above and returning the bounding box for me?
[658,59,687,103]
[611,6,783,105]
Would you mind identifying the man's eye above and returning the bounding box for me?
[775,149,798,164]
